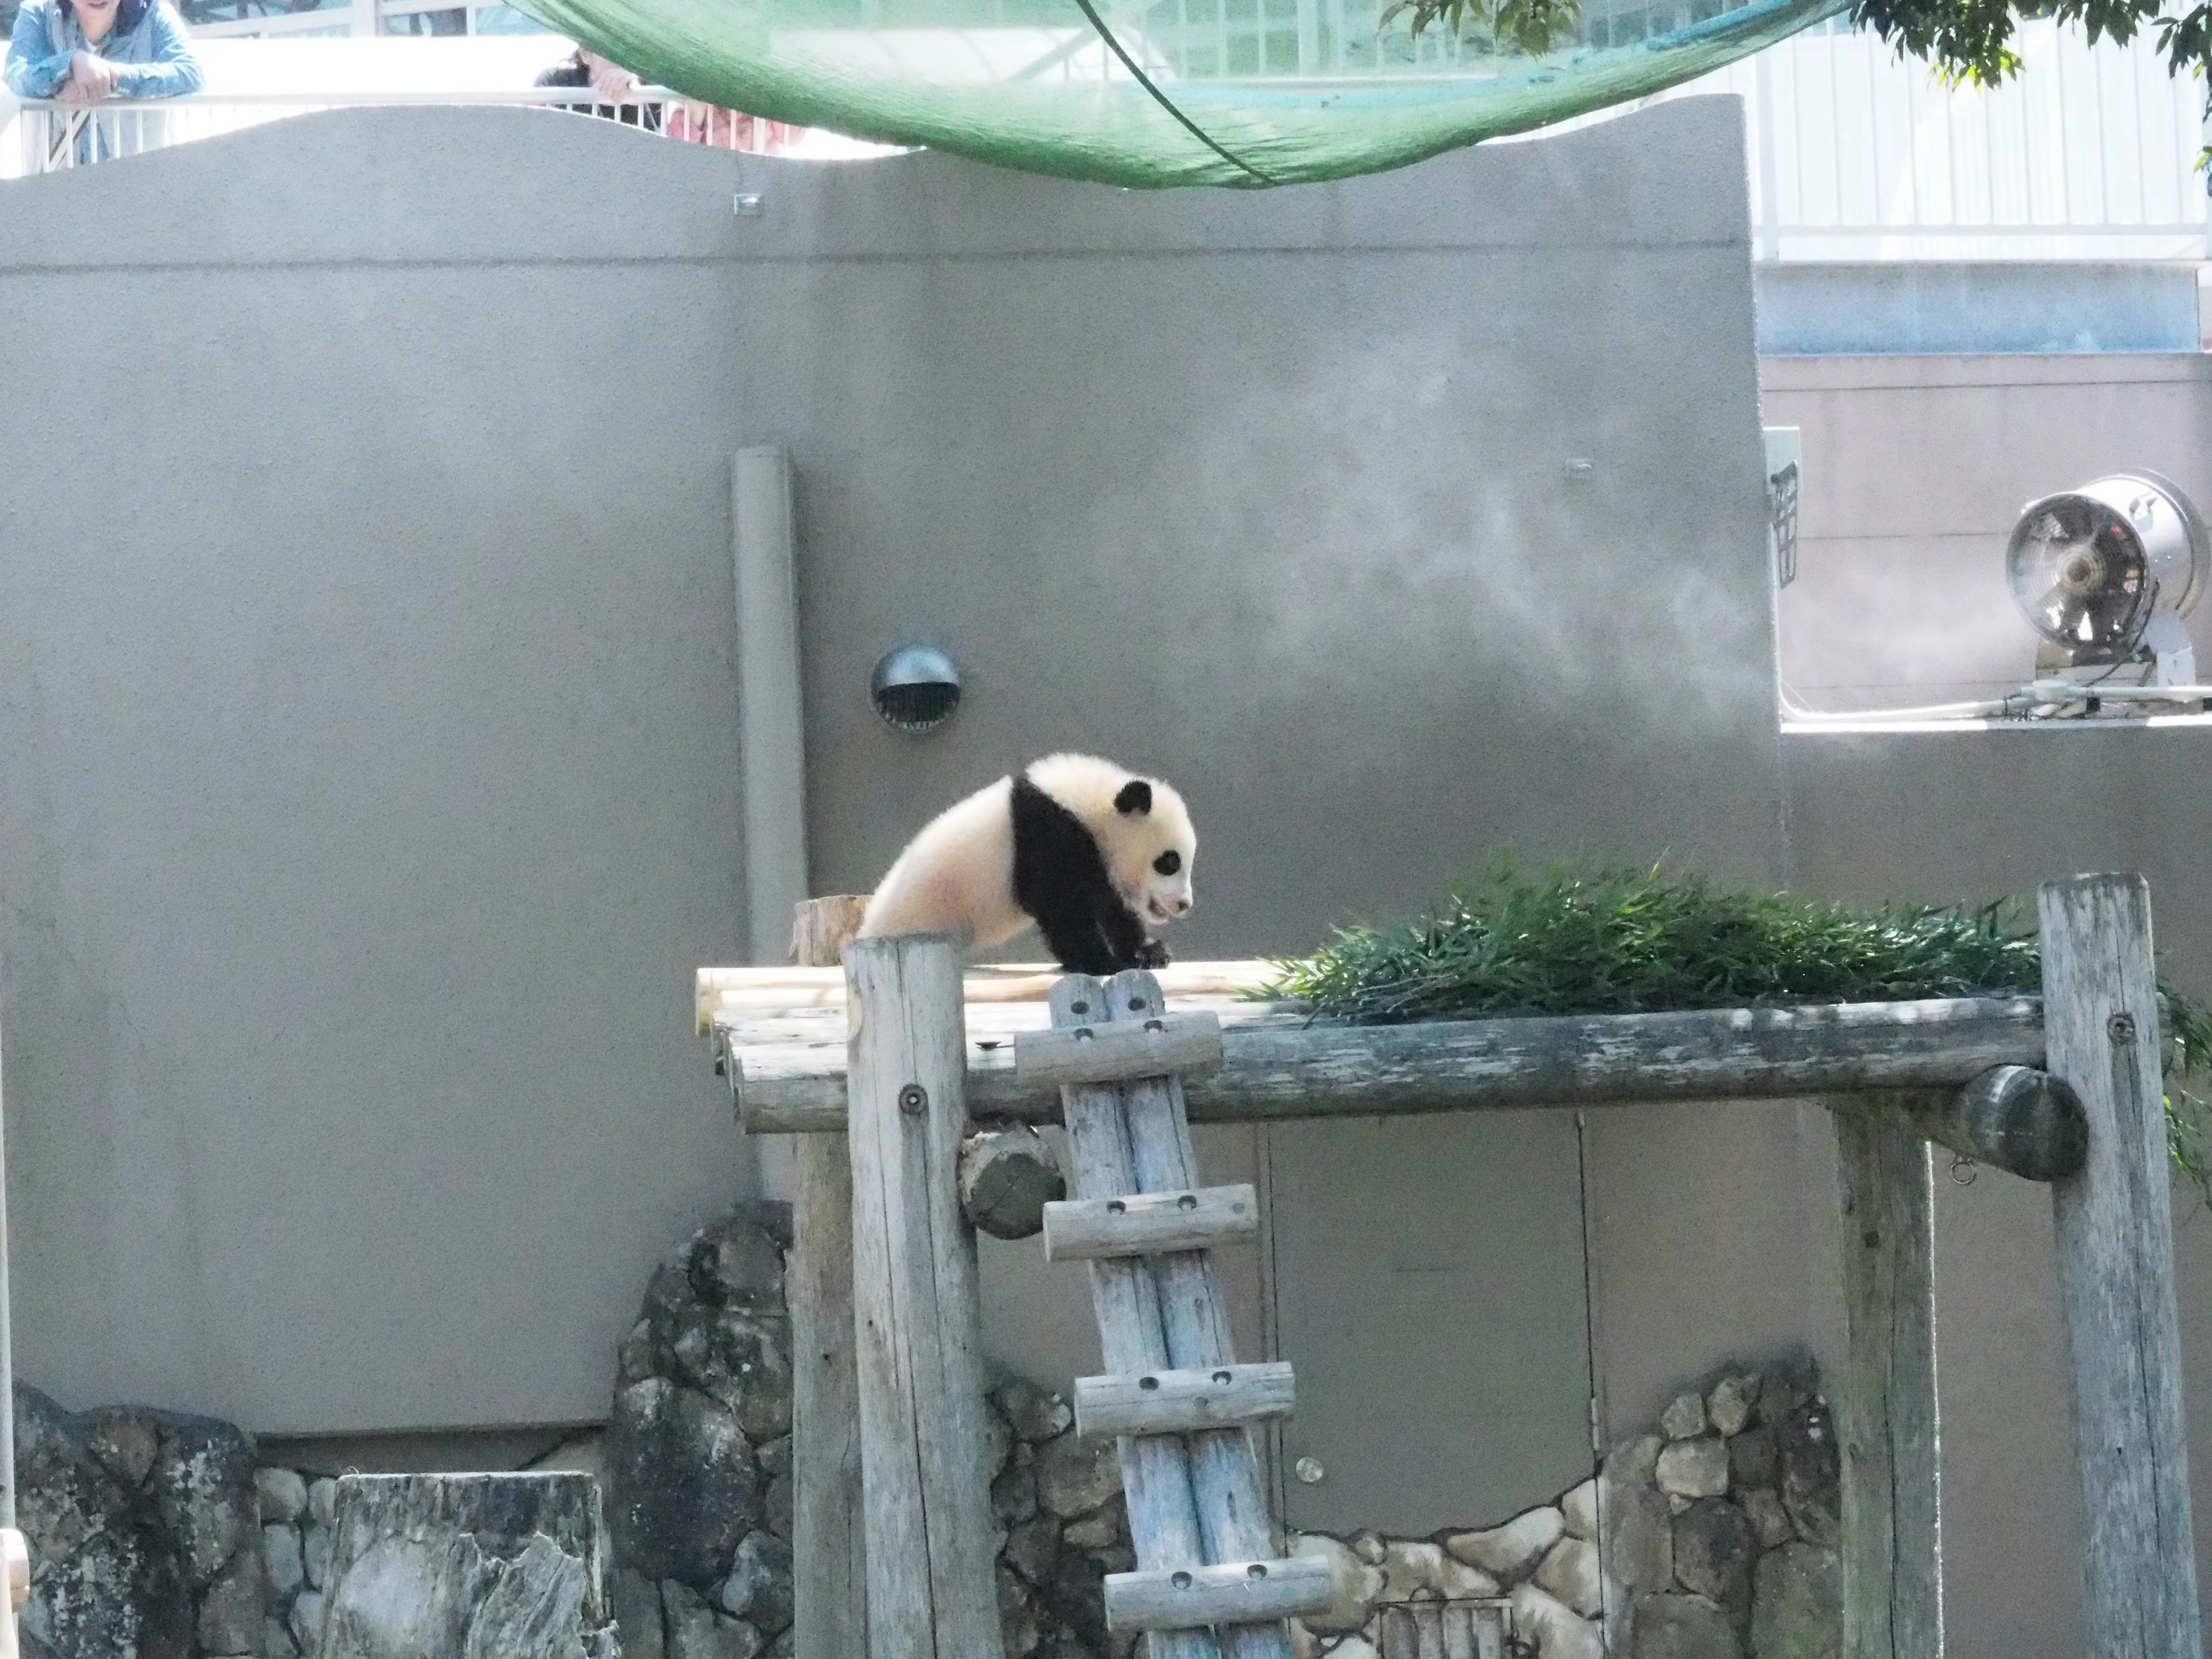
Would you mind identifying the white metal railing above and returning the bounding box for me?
[1642,18,2211,260]
[1,86,800,175]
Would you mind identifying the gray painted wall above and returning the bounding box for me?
[0,115,767,1433]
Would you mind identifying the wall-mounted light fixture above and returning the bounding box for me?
[869,643,963,733]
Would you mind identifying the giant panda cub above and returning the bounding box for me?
[858,753,1196,976]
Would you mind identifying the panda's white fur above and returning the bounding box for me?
[858,753,1196,971]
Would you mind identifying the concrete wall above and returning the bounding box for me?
[0,114,768,1433]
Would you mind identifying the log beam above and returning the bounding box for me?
[737,998,2047,1137]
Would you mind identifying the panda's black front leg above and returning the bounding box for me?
[1035,902,1123,976]
[1094,895,1169,972]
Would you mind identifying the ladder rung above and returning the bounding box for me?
[1043,1183,1259,1261]
[1104,1556,1336,1632]
[1014,1010,1223,1088]
[1074,1361,1294,1439]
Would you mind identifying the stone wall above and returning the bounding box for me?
[1288,1362,1841,1659]
[254,1469,337,1657]
[596,1204,1139,1659]
[16,1206,1841,1659]
[593,1209,1842,1659]
[14,1384,261,1659]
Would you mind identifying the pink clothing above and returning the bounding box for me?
[664,101,798,153]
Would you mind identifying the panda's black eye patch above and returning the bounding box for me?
[1153,851,1181,876]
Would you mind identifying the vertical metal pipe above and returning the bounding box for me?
[732,446,812,966]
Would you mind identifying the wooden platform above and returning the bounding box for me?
[699,960,2049,1139]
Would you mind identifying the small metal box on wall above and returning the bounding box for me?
[1764,426,1802,589]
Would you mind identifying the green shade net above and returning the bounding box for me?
[518,0,1846,185]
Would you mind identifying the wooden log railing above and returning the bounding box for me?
[718,876,2199,1659]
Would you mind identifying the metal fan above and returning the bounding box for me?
[2007,471,2208,685]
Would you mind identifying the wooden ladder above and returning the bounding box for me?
[1015,968,1335,1658]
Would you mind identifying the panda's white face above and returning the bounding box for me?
[1105,778,1196,929]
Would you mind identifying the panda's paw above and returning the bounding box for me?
[1132,938,1172,971]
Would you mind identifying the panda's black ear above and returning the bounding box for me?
[1113,780,1153,816]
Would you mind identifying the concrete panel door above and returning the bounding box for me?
[1269,1111,1594,1535]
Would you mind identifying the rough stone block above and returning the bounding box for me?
[302,1522,332,1590]
[1035,1431,1120,1519]
[82,1411,161,1494]
[993,1376,1075,1444]
[1631,1592,1742,1659]
[1509,1582,1605,1659]
[762,1472,793,1541]
[1774,1406,1840,1549]
[991,1464,1040,1527]
[1381,1539,1448,1601]
[1040,1552,1108,1648]
[1289,1533,1383,1633]
[609,1378,760,1585]
[1602,1484,1675,1590]
[1656,1438,1729,1500]
[665,1579,762,1659]
[1059,1499,1121,1551]
[984,1403,1015,1479]
[1444,1505,1564,1581]
[1741,1489,1793,1551]
[256,1469,309,1527]
[1672,1499,1755,1627]
[16,1383,257,1659]
[1559,1478,1600,1540]
[717,1531,793,1636]
[1706,1373,1760,1438]
[999,1561,1042,1659]
[1660,1394,1708,1441]
[1749,1544,1839,1659]
[1726,1427,1776,1491]
[290,1590,326,1652]
[613,1569,665,1659]
[198,1554,266,1654]
[264,1524,306,1598]
[1003,1512,1062,1585]
[315,1472,618,1659]
[1605,1435,1663,1490]
[1534,1536,1605,1618]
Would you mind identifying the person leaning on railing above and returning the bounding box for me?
[535,46,660,131]
[5,0,203,107]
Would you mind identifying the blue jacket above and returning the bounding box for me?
[5,0,203,100]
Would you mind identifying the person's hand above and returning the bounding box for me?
[582,50,640,101]
[56,50,122,103]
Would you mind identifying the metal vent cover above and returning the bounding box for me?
[1374,1597,1512,1659]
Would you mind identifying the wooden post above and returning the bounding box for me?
[790,907,869,1659]
[844,934,1005,1659]
[1831,1108,1941,1659]
[2040,874,2202,1659]
[793,894,870,968]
